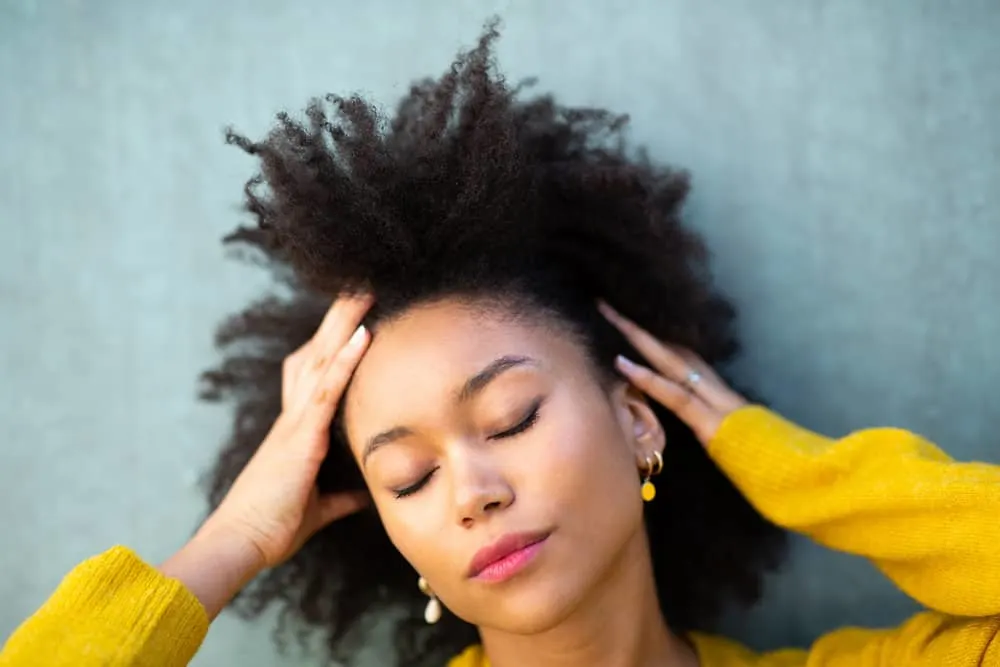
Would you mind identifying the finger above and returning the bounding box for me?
[615,355,720,443]
[599,302,744,413]
[671,346,747,412]
[282,346,313,409]
[317,490,369,526]
[295,295,373,400]
[598,302,692,384]
[313,293,374,353]
[670,346,733,405]
[302,324,370,423]
[673,346,713,376]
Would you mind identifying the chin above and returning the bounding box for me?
[472,569,595,635]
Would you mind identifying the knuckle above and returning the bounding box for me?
[283,349,306,374]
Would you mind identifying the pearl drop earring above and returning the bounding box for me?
[417,576,442,624]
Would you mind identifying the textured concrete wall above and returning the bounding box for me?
[2,1,997,664]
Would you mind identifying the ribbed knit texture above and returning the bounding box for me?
[1,546,208,666]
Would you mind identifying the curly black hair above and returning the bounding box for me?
[200,21,786,667]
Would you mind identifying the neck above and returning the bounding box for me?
[478,529,697,667]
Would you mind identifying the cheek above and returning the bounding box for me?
[359,392,642,594]
[527,393,642,535]
[367,496,439,575]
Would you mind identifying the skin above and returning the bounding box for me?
[342,299,685,666]
[160,295,375,617]
[159,295,747,667]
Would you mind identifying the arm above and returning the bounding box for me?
[600,301,1000,617]
[0,547,208,667]
[690,612,999,666]
[2,296,373,666]
[598,305,1000,667]
[1,526,271,667]
[709,405,1000,617]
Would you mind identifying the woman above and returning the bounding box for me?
[2,24,998,667]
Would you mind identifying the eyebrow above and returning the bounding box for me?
[360,355,538,467]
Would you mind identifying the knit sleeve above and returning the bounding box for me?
[0,546,209,667]
[689,611,998,666]
[707,405,1000,617]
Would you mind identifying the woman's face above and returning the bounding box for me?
[342,298,664,633]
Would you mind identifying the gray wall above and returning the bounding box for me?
[2,0,998,664]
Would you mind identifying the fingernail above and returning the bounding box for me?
[348,324,367,348]
[597,300,616,319]
[615,354,639,374]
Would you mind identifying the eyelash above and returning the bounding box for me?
[394,468,437,499]
[392,400,544,499]
[488,400,542,440]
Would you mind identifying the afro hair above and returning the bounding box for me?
[201,21,786,667]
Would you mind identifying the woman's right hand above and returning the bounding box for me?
[161,294,373,618]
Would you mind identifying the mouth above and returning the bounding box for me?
[467,530,551,583]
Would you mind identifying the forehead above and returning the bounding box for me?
[342,300,588,438]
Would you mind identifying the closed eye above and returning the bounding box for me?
[393,467,438,499]
[489,398,543,440]
[392,399,544,499]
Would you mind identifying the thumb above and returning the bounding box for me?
[317,490,370,527]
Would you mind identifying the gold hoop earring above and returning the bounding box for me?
[650,449,663,475]
[641,450,663,502]
[417,576,442,624]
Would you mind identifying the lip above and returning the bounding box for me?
[467,531,550,582]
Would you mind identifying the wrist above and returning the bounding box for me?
[160,519,266,620]
[194,517,268,574]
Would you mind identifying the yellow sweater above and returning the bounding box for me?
[2,407,997,666]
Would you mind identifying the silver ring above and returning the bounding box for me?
[683,369,702,391]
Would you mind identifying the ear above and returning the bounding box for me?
[610,380,665,464]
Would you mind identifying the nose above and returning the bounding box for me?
[451,450,515,528]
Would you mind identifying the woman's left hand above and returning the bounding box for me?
[598,301,748,446]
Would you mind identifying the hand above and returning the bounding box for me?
[162,294,373,618]
[598,301,747,446]
[209,294,374,567]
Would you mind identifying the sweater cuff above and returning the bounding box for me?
[46,545,209,664]
[708,405,833,486]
